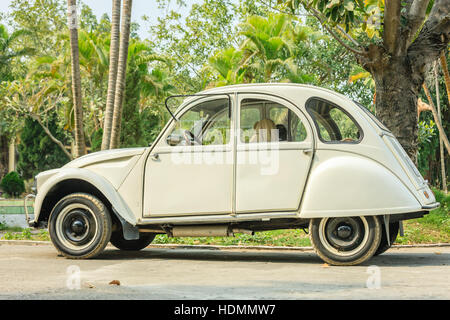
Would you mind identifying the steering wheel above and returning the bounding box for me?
[183,130,201,145]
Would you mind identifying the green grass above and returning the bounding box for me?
[153,229,312,247]
[396,188,449,244]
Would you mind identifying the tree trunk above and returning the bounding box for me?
[440,50,450,106]
[435,62,447,193]
[8,138,15,173]
[101,0,121,150]
[110,0,132,149]
[0,135,8,178]
[67,0,86,158]
[371,57,421,164]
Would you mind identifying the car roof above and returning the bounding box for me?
[176,83,353,110]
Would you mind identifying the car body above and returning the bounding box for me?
[29,83,439,265]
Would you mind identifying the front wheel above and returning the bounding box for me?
[309,216,382,266]
[49,193,112,259]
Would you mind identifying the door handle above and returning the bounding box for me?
[150,153,160,161]
[302,148,313,154]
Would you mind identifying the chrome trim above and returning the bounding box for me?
[422,203,440,210]
[24,194,36,226]
[137,211,300,225]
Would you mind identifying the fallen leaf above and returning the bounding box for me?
[109,280,121,286]
[434,252,442,255]
[321,263,330,268]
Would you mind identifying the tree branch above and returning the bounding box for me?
[306,6,366,56]
[405,0,431,45]
[422,83,450,156]
[259,0,366,56]
[384,0,402,54]
[407,0,450,81]
[29,114,73,160]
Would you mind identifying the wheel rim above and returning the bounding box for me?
[55,203,98,251]
[318,217,370,257]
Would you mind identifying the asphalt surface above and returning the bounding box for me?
[0,243,449,300]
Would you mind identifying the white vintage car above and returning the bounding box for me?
[29,84,439,265]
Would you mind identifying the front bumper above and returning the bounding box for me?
[23,193,37,227]
[422,202,440,210]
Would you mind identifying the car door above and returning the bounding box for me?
[235,93,314,213]
[143,96,234,217]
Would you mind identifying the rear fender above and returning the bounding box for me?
[300,155,421,218]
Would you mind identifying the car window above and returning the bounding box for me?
[306,98,362,143]
[167,98,230,146]
[240,98,307,143]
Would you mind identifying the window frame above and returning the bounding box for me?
[239,96,309,144]
[164,96,233,147]
[305,96,364,145]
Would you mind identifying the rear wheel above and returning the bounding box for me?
[309,216,382,266]
[110,231,155,251]
[374,221,399,256]
[49,193,112,259]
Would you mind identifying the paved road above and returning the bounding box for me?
[0,243,449,300]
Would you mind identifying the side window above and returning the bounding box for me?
[167,98,230,146]
[306,98,362,143]
[240,98,307,143]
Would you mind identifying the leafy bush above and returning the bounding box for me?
[0,171,25,197]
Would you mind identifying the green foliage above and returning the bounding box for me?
[141,108,163,145]
[16,115,69,180]
[120,59,144,148]
[0,171,25,197]
[431,188,450,219]
[90,128,103,153]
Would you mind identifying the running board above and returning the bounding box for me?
[137,211,300,226]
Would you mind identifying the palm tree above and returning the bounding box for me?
[77,30,109,138]
[110,0,132,149]
[207,47,248,86]
[0,25,35,81]
[0,24,35,175]
[237,13,319,84]
[119,39,174,145]
[239,14,296,82]
[67,0,86,158]
[102,0,121,150]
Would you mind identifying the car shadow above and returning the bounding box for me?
[94,247,450,267]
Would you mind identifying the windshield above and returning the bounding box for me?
[353,101,390,132]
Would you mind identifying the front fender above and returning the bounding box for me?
[300,155,422,218]
[34,167,137,225]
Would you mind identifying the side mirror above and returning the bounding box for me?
[166,134,182,146]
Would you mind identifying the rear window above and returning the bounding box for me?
[306,98,362,143]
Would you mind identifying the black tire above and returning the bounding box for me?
[374,221,399,256]
[48,193,112,259]
[110,231,155,251]
[309,216,382,266]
